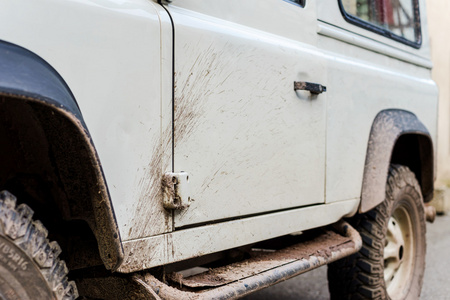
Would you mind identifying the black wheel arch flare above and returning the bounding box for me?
[360,109,434,213]
[0,40,123,271]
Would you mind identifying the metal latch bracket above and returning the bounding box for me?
[162,172,191,210]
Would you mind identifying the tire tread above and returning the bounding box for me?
[0,191,78,300]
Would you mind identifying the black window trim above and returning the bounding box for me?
[337,0,422,49]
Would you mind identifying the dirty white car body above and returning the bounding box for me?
[0,0,437,298]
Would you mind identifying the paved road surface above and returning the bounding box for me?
[243,214,450,300]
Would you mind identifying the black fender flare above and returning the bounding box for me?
[0,40,123,270]
[360,109,434,213]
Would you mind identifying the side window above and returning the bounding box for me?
[340,0,421,48]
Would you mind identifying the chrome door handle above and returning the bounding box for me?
[294,81,327,94]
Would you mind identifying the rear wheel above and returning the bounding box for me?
[328,165,426,300]
[0,190,78,300]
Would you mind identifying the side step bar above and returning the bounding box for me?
[133,220,362,300]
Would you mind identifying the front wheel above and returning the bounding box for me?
[0,191,78,300]
[328,165,426,300]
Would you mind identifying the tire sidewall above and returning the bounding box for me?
[385,182,426,300]
[0,235,54,300]
[327,165,427,300]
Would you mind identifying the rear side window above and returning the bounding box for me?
[339,0,421,48]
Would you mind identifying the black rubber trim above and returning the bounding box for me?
[0,40,124,270]
[360,109,433,213]
[0,40,87,127]
[337,0,422,49]
[158,0,175,173]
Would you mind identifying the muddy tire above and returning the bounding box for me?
[0,191,78,300]
[327,165,426,300]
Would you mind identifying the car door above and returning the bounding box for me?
[166,0,328,228]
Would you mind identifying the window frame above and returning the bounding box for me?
[338,0,422,49]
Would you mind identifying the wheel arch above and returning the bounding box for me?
[360,109,434,213]
[0,40,123,271]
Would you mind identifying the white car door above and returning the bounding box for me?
[166,0,328,228]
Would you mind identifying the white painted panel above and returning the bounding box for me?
[167,0,317,44]
[118,199,359,272]
[317,23,432,68]
[318,24,438,203]
[0,0,172,240]
[168,2,327,227]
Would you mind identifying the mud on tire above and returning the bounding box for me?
[0,190,78,300]
[327,165,426,300]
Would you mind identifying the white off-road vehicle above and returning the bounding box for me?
[0,0,437,299]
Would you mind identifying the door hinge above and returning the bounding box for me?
[162,172,191,210]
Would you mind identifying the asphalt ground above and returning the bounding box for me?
[242,214,450,300]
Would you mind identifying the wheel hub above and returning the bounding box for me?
[384,205,415,297]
